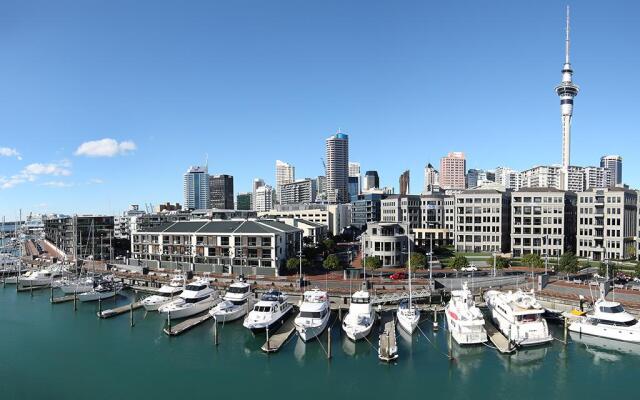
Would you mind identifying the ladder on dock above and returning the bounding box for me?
[262,315,296,353]
[98,301,142,319]
[164,312,212,336]
[485,322,515,354]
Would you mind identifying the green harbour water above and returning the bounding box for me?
[2,286,640,400]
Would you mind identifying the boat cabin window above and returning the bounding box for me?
[300,310,325,319]
[600,305,625,313]
[185,296,207,303]
[517,314,539,323]
[254,305,273,312]
[352,297,369,304]
[186,284,206,291]
[231,299,247,306]
[596,319,638,327]
[228,286,249,294]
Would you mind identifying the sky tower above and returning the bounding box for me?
[555,5,579,190]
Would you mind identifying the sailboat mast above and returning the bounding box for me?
[407,231,412,307]
[362,233,366,285]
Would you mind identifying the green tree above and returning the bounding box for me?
[407,253,427,271]
[558,251,579,274]
[522,253,544,269]
[322,238,337,254]
[634,261,640,278]
[363,256,382,269]
[626,244,637,260]
[286,257,310,273]
[598,261,617,278]
[323,254,341,271]
[448,254,469,270]
[494,256,510,269]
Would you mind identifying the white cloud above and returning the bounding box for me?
[23,162,72,176]
[41,181,74,188]
[0,160,73,190]
[74,138,137,157]
[0,147,22,160]
[87,178,104,185]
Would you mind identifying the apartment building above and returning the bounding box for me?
[454,188,511,253]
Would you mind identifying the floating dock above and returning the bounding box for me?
[485,322,514,354]
[17,284,50,292]
[51,294,76,304]
[98,301,142,319]
[378,319,398,362]
[262,315,297,353]
[164,312,212,336]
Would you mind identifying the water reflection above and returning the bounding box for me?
[570,332,640,364]
[451,343,485,377]
[499,345,548,375]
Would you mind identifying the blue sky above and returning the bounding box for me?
[1,0,639,220]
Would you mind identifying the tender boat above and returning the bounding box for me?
[484,289,552,347]
[342,289,376,341]
[243,290,293,333]
[294,289,331,341]
[78,281,123,302]
[568,290,640,343]
[141,275,185,311]
[158,279,219,319]
[445,282,488,345]
[209,281,252,322]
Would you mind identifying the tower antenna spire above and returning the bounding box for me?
[565,5,570,64]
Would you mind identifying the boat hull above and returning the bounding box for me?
[210,304,249,323]
[78,289,121,302]
[569,320,640,343]
[342,313,375,341]
[159,297,220,319]
[295,314,330,342]
[445,309,488,345]
[397,312,420,335]
[243,305,293,333]
[60,284,93,295]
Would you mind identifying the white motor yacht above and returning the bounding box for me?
[294,289,331,342]
[243,290,293,333]
[158,279,219,319]
[78,281,123,302]
[3,269,33,284]
[209,281,252,322]
[484,289,552,347]
[18,265,63,289]
[445,282,488,345]
[342,290,376,341]
[568,291,640,343]
[141,275,185,311]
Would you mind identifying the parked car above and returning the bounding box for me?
[461,264,478,272]
[390,272,407,280]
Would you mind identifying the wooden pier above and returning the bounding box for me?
[262,314,297,353]
[485,322,515,354]
[98,301,142,319]
[51,294,76,304]
[164,312,212,336]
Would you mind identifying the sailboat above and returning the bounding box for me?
[396,232,420,334]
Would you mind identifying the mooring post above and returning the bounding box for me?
[433,308,438,331]
[130,302,134,327]
[214,318,219,346]
[327,327,332,360]
[30,282,33,297]
[448,328,453,360]
[50,285,54,303]
[563,316,568,345]
[167,310,172,335]
[266,327,270,352]
[74,290,77,311]
[98,297,102,316]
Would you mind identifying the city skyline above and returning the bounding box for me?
[1,1,640,219]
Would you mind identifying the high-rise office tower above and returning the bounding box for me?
[325,131,349,203]
[236,192,252,211]
[254,185,273,212]
[364,171,380,191]
[399,170,410,195]
[275,160,295,203]
[423,163,439,192]
[555,6,579,191]
[252,178,265,209]
[600,155,622,187]
[439,152,466,190]
[495,167,521,190]
[209,174,234,209]
[183,166,209,210]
